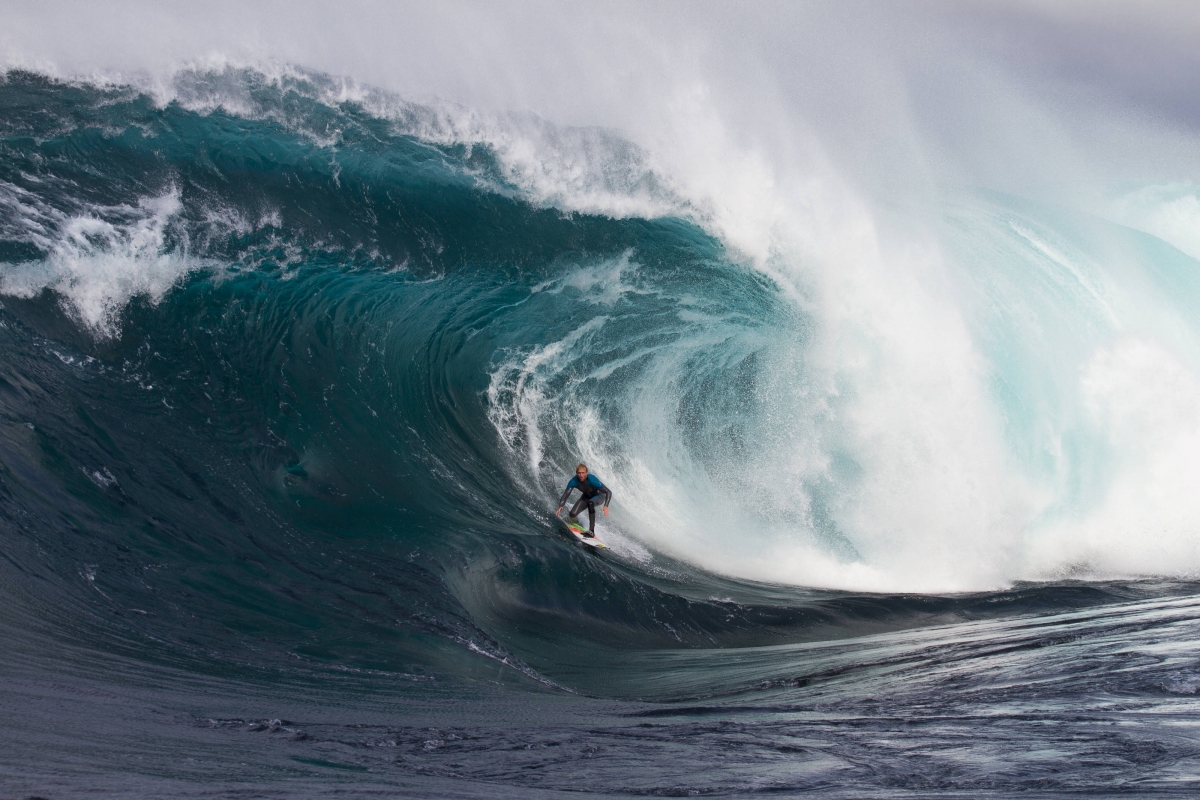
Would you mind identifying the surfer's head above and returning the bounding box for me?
[576,463,588,479]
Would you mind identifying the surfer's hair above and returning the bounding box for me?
[576,463,588,472]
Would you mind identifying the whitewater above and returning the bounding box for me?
[4,2,1200,797]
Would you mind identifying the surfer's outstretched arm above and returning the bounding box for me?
[597,483,612,516]
[555,477,579,515]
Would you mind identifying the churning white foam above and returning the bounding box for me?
[475,97,1200,591]
[0,189,196,338]
[1031,337,1200,578]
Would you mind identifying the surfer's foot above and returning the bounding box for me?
[584,531,596,538]
[569,516,580,525]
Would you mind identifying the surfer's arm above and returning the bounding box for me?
[556,478,579,511]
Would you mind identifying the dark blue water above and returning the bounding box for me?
[4,67,1200,797]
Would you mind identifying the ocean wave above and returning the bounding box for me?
[4,67,1200,683]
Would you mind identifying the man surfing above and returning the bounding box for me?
[555,463,612,538]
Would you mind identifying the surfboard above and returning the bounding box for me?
[562,518,608,549]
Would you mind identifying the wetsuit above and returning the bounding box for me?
[558,474,612,534]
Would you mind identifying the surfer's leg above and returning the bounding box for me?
[569,497,589,528]
[568,497,597,536]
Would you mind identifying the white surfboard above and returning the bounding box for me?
[563,518,608,549]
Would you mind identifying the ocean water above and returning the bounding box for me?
[4,60,1200,797]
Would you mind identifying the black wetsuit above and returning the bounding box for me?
[558,474,612,534]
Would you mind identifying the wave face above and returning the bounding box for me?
[5,65,1200,796]
[0,68,837,676]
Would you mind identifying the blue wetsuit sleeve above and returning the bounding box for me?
[557,477,579,508]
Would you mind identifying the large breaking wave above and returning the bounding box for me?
[3,65,1200,688]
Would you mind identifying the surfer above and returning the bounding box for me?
[555,463,612,538]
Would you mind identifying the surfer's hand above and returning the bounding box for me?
[603,506,610,517]
[555,506,563,516]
